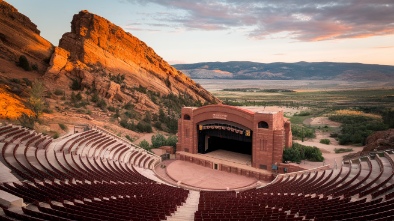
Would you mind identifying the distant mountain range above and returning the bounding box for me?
[173,61,394,81]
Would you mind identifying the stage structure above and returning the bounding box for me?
[176,104,292,174]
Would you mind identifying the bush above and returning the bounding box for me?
[32,64,38,71]
[151,133,166,148]
[22,78,32,86]
[58,123,67,131]
[53,132,59,139]
[166,135,178,148]
[136,121,152,133]
[283,143,324,163]
[320,139,331,145]
[91,92,99,103]
[18,55,31,71]
[70,79,82,90]
[154,121,162,130]
[124,102,134,110]
[283,147,302,163]
[294,111,311,116]
[54,89,64,96]
[139,139,150,150]
[334,148,353,153]
[125,135,134,142]
[10,78,21,84]
[97,99,107,110]
[107,106,116,112]
[291,125,315,140]
[329,114,388,145]
[18,113,35,129]
[109,73,125,84]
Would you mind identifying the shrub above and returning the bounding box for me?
[10,78,21,84]
[166,135,178,148]
[334,148,353,153]
[291,125,315,140]
[18,55,31,71]
[125,135,134,142]
[53,132,59,139]
[294,111,311,116]
[54,89,64,96]
[151,133,167,148]
[70,79,82,90]
[42,108,53,113]
[97,99,107,110]
[107,106,116,112]
[283,147,302,163]
[283,143,324,163]
[58,123,67,131]
[139,139,150,150]
[329,114,388,145]
[136,121,152,133]
[22,78,32,86]
[91,92,99,103]
[18,113,35,129]
[109,73,125,84]
[124,102,134,110]
[320,139,331,145]
[32,64,38,71]
[154,121,162,130]
[75,92,82,101]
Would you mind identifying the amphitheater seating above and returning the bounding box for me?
[2,124,394,220]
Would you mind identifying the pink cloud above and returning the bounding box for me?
[127,0,394,41]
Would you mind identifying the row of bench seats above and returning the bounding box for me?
[195,152,394,220]
[0,125,187,221]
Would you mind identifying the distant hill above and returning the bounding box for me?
[173,61,394,81]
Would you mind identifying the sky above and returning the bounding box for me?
[6,0,394,65]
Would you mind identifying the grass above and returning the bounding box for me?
[215,89,394,109]
[334,148,353,153]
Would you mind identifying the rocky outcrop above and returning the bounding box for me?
[0,0,53,73]
[363,129,394,152]
[45,10,220,111]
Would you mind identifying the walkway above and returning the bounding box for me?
[166,190,200,221]
[166,160,259,190]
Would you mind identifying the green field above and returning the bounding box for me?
[214,89,394,109]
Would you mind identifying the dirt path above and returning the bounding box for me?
[296,116,364,169]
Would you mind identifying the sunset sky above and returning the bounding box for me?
[7,0,394,65]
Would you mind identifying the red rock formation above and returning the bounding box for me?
[0,0,53,73]
[363,129,394,152]
[45,10,220,111]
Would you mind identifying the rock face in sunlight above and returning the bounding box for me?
[0,0,54,73]
[0,87,33,120]
[45,10,219,111]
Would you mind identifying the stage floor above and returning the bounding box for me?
[203,149,252,166]
[166,160,259,190]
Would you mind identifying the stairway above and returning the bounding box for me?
[165,190,200,221]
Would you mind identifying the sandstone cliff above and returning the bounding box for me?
[0,0,53,73]
[45,10,220,111]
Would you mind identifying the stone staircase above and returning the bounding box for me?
[165,190,200,221]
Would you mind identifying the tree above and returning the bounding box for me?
[283,147,301,163]
[151,133,166,148]
[166,135,178,152]
[28,80,45,119]
[139,139,150,150]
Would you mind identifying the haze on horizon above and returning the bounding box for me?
[6,0,394,66]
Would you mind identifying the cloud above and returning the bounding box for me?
[373,46,394,49]
[126,0,394,41]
